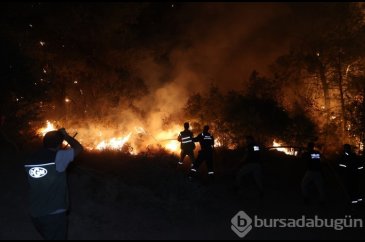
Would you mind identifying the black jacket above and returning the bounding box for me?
[339,151,363,175]
[302,150,322,172]
[245,143,262,164]
[194,132,214,151]
[178,130,195,150]
[24,149,69,218]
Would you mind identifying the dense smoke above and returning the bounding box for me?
[1,3,335,151]
[29,3,298,151]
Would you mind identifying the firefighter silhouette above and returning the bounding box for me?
[190,125,215,178]
[236,136,264,197]
[301,142,326,205]
[177,122,195,166]
[338,144,364,206]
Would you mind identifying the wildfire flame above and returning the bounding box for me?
[135,127,147,134]
[37,120,57,136]
[36,121,183,154]
[273,140,297,156]
[214,138,223,148]
[95,133,132,151]
[36,121,233,155]
[165,140,179,153]
[37,121,69,147]
[154,126,181,154]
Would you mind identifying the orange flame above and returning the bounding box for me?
[95,133,132,151]
[273,140,296,156]
[37,121,183,153]
[165,140,180,153]
[38,120,57,136]
[36,121,226,155]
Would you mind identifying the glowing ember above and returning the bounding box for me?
[273,140,296,156]
[38,120,57,136]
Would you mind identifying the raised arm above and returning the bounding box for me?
[59,128,84,157]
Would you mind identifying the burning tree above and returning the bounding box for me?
[270,2,365,152]
[346,81,365,152]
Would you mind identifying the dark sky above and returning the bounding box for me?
[0,2,352,115]
[133,2,347,91]
[1,2,347,92]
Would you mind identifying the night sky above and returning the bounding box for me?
[0,2,348,91]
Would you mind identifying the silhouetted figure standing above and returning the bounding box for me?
[236,136,264,196]
[190,125,215,178]
[338,144,364,206]
[24,128,83,240]
[301,142,326,205]
[177,122,195,166]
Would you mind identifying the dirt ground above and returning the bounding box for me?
[0,146,364,240]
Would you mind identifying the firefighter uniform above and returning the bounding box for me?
[191,131,215,176]
[24,148,74,240]
[338,150,364,205]
[301,149,326,203]
[178,129,196,165]
[236,143,264,192]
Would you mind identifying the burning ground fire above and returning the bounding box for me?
[38,120,57,137]
[273,140,297,156]
[95,133,132,151]
[37,120,183,154]
[38,121,294,155]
